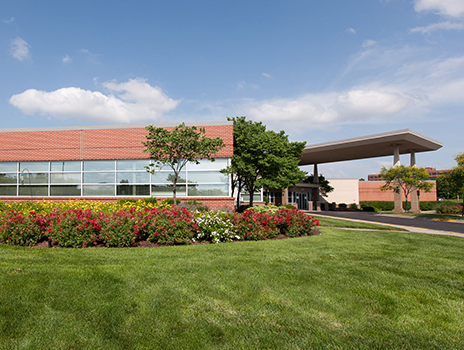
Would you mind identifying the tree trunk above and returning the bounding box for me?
[172,173,178,207]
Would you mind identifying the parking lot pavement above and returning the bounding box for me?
[309,211,464,237]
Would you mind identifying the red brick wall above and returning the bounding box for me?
[359,181,437,201]
[0,124,233,161]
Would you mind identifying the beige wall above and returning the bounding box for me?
[324,179,359,205]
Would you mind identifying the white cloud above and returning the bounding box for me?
[4,17,15,24]
[62,54,72,64]
[245,49,464,132]
[262,73,272,78]
[10,37,31,61]
[415,0,464,18]
[410,20,464,33]
[346,28,356,34]
[9,78,180,123]
[237,81,259,90]
[362,39,377,47]
[246,89,412,131]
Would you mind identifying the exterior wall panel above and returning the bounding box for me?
[0,124,233,162]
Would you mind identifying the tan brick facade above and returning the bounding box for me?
[359,181,437,201]
[0,124,233,161]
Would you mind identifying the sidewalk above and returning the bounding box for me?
[310,213,464,238]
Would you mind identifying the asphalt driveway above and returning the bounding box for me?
[310,210,464,236]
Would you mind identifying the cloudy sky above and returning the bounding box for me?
[1,0,464,178]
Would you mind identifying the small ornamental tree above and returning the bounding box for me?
[142,123,225,205]
[380,165,433,212]
[442,152,464,201]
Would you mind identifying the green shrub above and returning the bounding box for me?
[101,210,140,247]
[0,210,48,246]
[147,207,197,245]
[349,203,358,210]
[233,209,279,240]
[48,209,105,248]
[274,208,319,237]
[436,203,463,215]
[250,205,280,214]
[360,201,440,211]
[338,203,347,210]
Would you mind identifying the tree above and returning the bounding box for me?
[302,174,334,197]
[142,123,225,205]
[222,117,307,207]
[380,165,433,212]
[442,152,464,201]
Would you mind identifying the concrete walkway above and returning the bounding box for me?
[308,211,464,238]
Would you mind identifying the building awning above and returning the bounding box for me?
[299,129,443,165]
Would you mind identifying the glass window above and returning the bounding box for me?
[188,158,228,170]
[0,186,17,196]
[0,173,17,184]
[117,160,149,171]
[83,161,115,171]
[0,162,17,172]
[117,185,150,196]
[50,173,81,184]
[19,186,48,196]
[51,161,81,172]
[20,162,49,172]
[188,171,228,184]
[83,172,115,184]
[188,184,229,196]
[50,185,81,196]
[151,185,186,197]
[20,173,48,184]
[117,172,150,184]
[83,185,115,196]
[151,171,186,184]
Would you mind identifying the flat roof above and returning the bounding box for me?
[299,129,443,165]
[0,120,233,133]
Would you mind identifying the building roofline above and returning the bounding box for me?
[0,120,233,133]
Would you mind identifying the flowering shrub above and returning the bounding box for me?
[194,211,240,243]
[48,209,105,248]
[251,205,281,214]
[436,203,463,215]
[101,209,140,247]
[0,210,48,246]
[0,199,171,215]
[146,207,198,245]
[0,202,319,248]
[274,208,319,237]
[233,209,279,240]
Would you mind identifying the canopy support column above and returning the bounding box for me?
[392,144,405,213]
[410,151,420,213]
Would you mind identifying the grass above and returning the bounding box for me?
[313,215,408,231]
[2,228,464,349]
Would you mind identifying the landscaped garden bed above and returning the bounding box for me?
[0,200,319,248]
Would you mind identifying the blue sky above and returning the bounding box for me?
[1,0,464,178]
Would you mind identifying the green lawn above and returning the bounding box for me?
[1,228,464,349]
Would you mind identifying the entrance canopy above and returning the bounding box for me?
[299,129,443,165]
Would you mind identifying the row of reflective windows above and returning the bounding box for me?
[0,159,228,173]
[0,159,230,197]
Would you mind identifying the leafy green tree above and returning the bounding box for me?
[380,165,433,212]
[222,117,307,207]
[442,152,464,201]
[302,174,334,197]
[142,123,225,205]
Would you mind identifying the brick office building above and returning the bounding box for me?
[0,121,235,209]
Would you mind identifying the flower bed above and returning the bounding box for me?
[0,201,319,248]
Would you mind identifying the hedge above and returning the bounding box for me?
[360,201,441,212]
